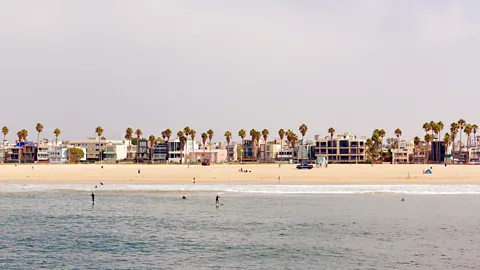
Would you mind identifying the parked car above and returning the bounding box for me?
[202,159,210,166]
[296,163,313,169]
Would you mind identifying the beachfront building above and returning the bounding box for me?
[102,141,130,163]
[68,139,130,163]
[36,144,50,163]
[187,149,228,163]
[126,144,137,161]
[49,147,68,164]
[412,142,429,164]
[136,139,150,163]
[315,132,366,164]
[392,139,414,164]
[277,149,294,162]
[241,139,257,162]
[296,140,316,162]
[259,142,281,162]
[225,142,238,162]
[152,143,168,163]
[168,139,184,163]
[4,142,37,163]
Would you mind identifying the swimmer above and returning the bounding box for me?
[401,198,405,202]
[91,193,95,203]
[182,196,186,200]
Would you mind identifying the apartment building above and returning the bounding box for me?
[152,143,168,163]
[103,141,130,163]
[259,143,281,162]
[36,144,50,162]
[185,149,227,163]
[315,132,366,164]
[241,139,257,162]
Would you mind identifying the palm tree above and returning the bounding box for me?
[472,124,478,147]
[394,128,402,164]
[458,119,466,152]
[53,128,61,147]
[149,135,156,163]
[250,129,258,161]
[183,126,191,162]
[290,133,298,160]
[423,122,431,136]
[16,130,23,163]
[413,136,421,164]
[207,129,214,162]
[464,124,472,149]
[328,127,335,163]
[190,129,196,163]
[135,129,143,163]
[163,129,172,142]
[35,122,44,146]
[2,126,8,163]
[255,130,261,159]
[299,124,308,163]
[424,134,433,164]
[21,129,28,163]
[443,133,451,164]
[238,129,246,163]
[450,122,459,164]
[224,131,232,162]
[431,122,440,163]
[261,129,269,162]
[178,133,187,164]
[125,127,133,140]
[278,129,285,151]
[201,132,208,162]
[95,126,104,163]
[177,131,185,163]
[378,129,386,157]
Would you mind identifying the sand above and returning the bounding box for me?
[1,163,480,185]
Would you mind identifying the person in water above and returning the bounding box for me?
[182,196,186,200]
[401,198,405,202]
[91,193,95,203]
[216,195,220,204]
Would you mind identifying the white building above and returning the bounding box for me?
[37,144,50,162]
[392,139,414,164]
[49,147,68,164]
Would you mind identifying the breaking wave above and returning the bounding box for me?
[1,184,480,195]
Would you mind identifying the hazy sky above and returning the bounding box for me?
[1,1,479,142]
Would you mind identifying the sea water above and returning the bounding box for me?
[1,185,480,269]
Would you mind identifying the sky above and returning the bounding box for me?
[1,0,479,142]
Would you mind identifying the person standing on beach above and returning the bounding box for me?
[91,193,95,204]
[138,168,141,174]
[193,178,196,184]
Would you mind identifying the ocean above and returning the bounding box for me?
[1,184,480,269]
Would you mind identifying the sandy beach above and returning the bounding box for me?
[1,163,480,185]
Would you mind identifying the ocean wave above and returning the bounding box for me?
[1,184,480,195]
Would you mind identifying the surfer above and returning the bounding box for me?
[91,193,95,204]
[216,195,220,205]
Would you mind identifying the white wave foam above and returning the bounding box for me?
[1,184,480,195]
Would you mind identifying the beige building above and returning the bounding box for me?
[68,138,130,162]
[259,143,281,162]
[392,139,414,164]
[315,132,366,163]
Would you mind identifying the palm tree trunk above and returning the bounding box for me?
[2,135,5,163]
